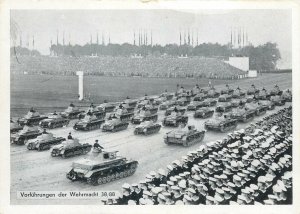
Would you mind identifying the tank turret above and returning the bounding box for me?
[134,121,161,135]
[73,114,105,131]
[60,104,84,119]
[131,110,158,124]
[66,151,138,185]
[102,118,129,132]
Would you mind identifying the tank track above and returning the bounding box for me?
[47,120,69,129]
[182,132,205,147]
[134,125,161,135]
[27,137,65,151]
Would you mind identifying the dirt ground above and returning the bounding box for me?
[10,74,292,205]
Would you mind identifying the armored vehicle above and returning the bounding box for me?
[102,118,129,132]
[218,94,232,102]
[269,85,283,96]
[108,107,134,122]
[118,102,135,113]
[123,98,138,108]
[97,101,117,113]
[26,133,65,151]
[220,85,234,95]
[73,115,105,131]
[137,99,151,109]
[60,104,84,119]
[134,121,161,135]
[247,85,260,95]
[193,93,207,101]
[255,89,270,100]
[194,108,214,119]
[230,99,246,108]
[51,138,92,158]
[204,116,238,132]
[143,104,158,114]
[10,119,23,133]
[282,90,292,102]
[78,106,106,120]
[165,106,186,116]
[164,125,206,147]
[201,98,218,107]
[207,88,220,98]
[187,101,203,111]
[215,102,233,113]
[18,109,48,126]
[232,88,246,98]
[258,100,275,110]
[162,112,188,127]
[159,100,176,110]
[66,150,138,185]
[131,110,158,124]
[160,92,174,100]
[10,126,42,145]
[270,95,286,106]
[244,102,268,116]
[39,114,69,129]
[229,107,256,122]
[176,96,191,106]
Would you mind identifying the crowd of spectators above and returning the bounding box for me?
[104,106,292,205]
[11,56,245,79]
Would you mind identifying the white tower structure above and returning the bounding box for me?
[76,71,84,100]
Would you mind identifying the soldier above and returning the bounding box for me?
[93,140,103,151]
[116,183,132,205]
[29,107,36,113]
[53,111,57,115]
[130,183,143,204]
[70,102,75,107]
[67,132,73,139]
[87,110,93,116]
[42,129,48,134]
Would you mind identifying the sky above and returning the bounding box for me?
[11,9,292,68]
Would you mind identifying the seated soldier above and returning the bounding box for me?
[93,140,104,150]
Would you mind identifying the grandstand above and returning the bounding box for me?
[10,56,246,79]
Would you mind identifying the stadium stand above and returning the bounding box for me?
[11,56,246,79]
[106,106,292,205]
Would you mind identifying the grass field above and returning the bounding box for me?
[11,73,292,117]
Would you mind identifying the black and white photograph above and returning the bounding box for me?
[1,0,299,211]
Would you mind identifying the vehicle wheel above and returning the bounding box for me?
[106,175,112,182]
[37,145,43,151]
[102,177,107,184]
[97,177,103,185]
[115,173,120,179]
[111,174,116,181]
[120,172,124,178]
[27,144,34,150]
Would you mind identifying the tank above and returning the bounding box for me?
[230,99,246,108]
[176,95,191,106]
[137,99,150,108]
[26,133,65,151]
[258,100,275,110]
[134,121,161,135]
[78,106,106,120]
[207,88,220,98]
[18,110,48,126]
[204,116,238,132]
[39,114,70,129]
[218,94,232,102]
[123,98,138,108]
[282,90,292,102]
[109,107,134,122]
[215,102,233,113]
[200,98,218,107]
[255,89,270,100]
[97,102,117,113]
[66,150,138,185]
[164,125,206,147]
[10,126,42,145]
[165,106,186,116]
[229,107,256,122]
[244,102,268,116]
[10,119,23,133]
[194,108,214,119]
[60,104,84,119]
[187,101,205,111]
[102,118,129,132]
[162,113,188,127]
[143,104,158,114]
[247,85,260,95]
[193,93,207,101]
[270,95,286,106]
[269,86,283,96]
[51,138,92,158]
[220,85,234,95]
[73,115,105,131]
[232,88,246,98]
[160,92,174,100]
[159,100,176,110]
[131,110,158,124]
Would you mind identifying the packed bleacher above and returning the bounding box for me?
[11,56,245,79]
[104,106,292,205]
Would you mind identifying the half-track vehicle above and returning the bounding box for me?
[131,110,158,124]
[66,150,138,185]
[18,109,48,126]
[73,115,105,131]
[220,85,234,95]
[10,119,23,133]
[165,106,186,116]
[162,112,188,127]
[60,104,84,119]
[218,94,232,102]
[134,121,161,135]
[51,138,92,158]
[247,85,260,95]
[232,88,246,98]
[270,95,286,106]
[228,107,256,122]
[39,114,70,129]
[26,133,65,151]
[102,118,129,132]
[194,107,214,119]
[244,102,268,116]
[215,102,233,113]
[258,100,275,110]
[164,125,206,147]
[11,126,42,145]
[204,116,238,132]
